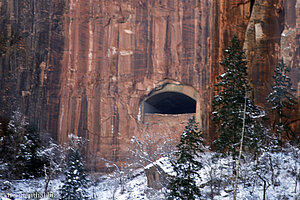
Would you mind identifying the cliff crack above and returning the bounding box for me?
[250,0,255,16]
[230,0,255,18]
[104,18,112,27]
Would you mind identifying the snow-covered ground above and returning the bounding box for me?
[0,150,299,200]
[199,151,300,200]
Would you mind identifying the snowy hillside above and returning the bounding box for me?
[1,149,299,200]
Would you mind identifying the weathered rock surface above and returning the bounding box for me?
[244,0,300,135]
[0,0,299,171]
[58,0,214,170]
[0,0,65,140]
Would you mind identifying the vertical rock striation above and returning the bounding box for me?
[244,0,300,134]
[58,0,213,170]
[0,0,65,139]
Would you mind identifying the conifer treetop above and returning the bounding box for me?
[168,117,204,200]
[266,58,298,143]
[60,148,89,200]
[267,58,297,118]
[212,36,265,158]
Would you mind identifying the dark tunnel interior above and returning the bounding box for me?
[144,92,196,114]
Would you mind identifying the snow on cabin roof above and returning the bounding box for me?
[144,157,175,176]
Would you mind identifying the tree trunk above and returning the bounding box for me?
[233,92,247,200]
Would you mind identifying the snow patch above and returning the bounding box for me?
[124,29,133,34]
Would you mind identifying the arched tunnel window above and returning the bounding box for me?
[144,92,196,114]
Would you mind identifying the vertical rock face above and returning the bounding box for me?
[57,0,257,170]
[58,0,213,170]
[244,0,283,104]
[244,0,300,133]
[0,0,299,171]
[280,0,300,132]
[0,0,65,139]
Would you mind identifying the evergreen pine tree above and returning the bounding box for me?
[60,148,89,200]
[0,111,46,178]
[168,117,204,200]
[266,58,298,144]
[212,36,265,159]
[2,111,26,178]
[16,124,46,178]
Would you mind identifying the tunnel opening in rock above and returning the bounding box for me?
[144,92,196,114]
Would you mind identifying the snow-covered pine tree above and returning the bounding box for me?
[0,111,46,178]
[60,148,89,200]
[266,58,298,144]
[16,124,47,178]
[1,111,27,178]
[168,117,204,200]
[212,36,265,159]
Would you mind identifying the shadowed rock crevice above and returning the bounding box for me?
[250,0,255,16]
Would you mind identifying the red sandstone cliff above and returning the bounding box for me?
[0,0,65,139]
[0,0,299,171]
[244,0,300,134]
